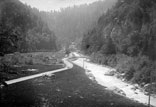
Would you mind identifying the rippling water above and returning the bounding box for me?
[0,76,57,107]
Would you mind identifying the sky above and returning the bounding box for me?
[19,0,105,11]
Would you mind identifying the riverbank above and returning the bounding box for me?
[0,64,146,107]
[0,58,73,87]
[72,52,156,107]
[0,52,65,84]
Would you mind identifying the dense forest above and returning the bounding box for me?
[0,0,58,56]
[40,0,117,47]
[82,0,156,87]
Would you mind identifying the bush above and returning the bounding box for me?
[0,56,12,72]
[115,55,135,81]
[11,53,21,65]
[106,55,117,67]
[90,52,156,87]
[115,55,156,85]
[26,59,34,65]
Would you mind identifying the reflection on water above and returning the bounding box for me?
[0,76,56,107]
[39,96,50,107]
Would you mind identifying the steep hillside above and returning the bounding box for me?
[0,0,58,55]
[41,0,117,47]
[82,0,156,88]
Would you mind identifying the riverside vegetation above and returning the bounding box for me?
[0,0,58,55]
[0,51,65,81]
[0,0,156,95]
[81,0,156,94]
[0,0,63,83]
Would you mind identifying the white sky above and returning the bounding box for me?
[19,0,105,11]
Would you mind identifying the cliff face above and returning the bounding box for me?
[0,0,58,55]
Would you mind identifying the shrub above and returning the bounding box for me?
[114,55,156,84]
[107,55,117,67]
[25,58,34,65]
[115,55,133,73]
[91,52,156,86]
[0,56,12,72]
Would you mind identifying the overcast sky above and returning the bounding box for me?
[19,0,105,11]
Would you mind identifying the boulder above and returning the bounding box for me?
[109,87,126,96]
[104,69,116,76]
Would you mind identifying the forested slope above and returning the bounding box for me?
[82,0,156,88]
[41,0,117,47]
[0,0,58,55]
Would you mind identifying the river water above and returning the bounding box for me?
[0,76,57,107]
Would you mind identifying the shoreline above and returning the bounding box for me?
[1,58,73,86]
[72,53,156,107]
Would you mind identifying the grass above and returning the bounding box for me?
[0,64,63,81]
[0,52,65,81]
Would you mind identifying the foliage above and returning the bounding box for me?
[0,0,58,55]
[39,0,117,47]
[90,52,156,85]
[65,48,71,56]
[82,0,156,86]
[82,0,156,59]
